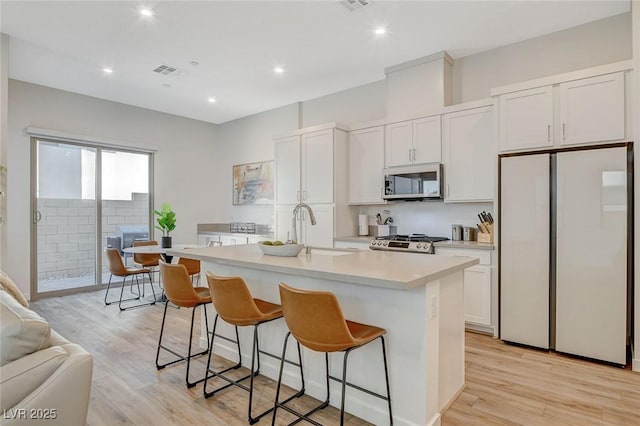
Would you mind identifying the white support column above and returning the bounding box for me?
[632,0,640,373]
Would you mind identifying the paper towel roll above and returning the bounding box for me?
[358,214,368,236]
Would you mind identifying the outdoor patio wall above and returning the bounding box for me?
[37,192,148,281]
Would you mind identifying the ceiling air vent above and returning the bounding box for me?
[152,64,184,76]
[340,0,370,11]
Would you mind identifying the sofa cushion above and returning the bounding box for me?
[0,290,51,366]
[0,345,67,411]
[0,269,29,307]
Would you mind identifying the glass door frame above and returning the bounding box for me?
[30,136,155,300]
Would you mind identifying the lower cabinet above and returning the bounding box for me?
[275,204,334,247]
[463,265,492,326]
[436,247,493,328]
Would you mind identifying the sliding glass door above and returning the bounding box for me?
[32,138,152,298]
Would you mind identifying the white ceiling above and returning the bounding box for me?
[1,1,630,124]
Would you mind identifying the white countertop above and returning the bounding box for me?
[168,244,478,290]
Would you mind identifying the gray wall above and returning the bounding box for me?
[7,80,218,297]
[452,12,632,103]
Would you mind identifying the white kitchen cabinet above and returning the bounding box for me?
[274,136,301,204]
[275,128,340,205]
[275,204,333,247]
[497,69,627,153]
[385,115,441,167]
[436,247,493,329]
[348,126,385,204]
[442,105,495,202]
[219,235,248,245]
[274,123,350,248]
[498,86,554,152]
[197,233,249,246]
[558,72,625,146]
[463,265,492,326]
[301,129,334,204]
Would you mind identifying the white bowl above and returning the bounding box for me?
[258,242,304,257]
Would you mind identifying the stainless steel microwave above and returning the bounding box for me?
[383,164,443,200]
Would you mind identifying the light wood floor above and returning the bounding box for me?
[32,288,640,425]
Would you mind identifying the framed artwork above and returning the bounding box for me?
[232,160,274,205]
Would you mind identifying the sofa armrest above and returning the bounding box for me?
[0,343,92,426]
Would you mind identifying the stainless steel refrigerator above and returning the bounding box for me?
[499,144,631,365]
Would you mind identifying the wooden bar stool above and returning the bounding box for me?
[156,262,211,388]
[104,248,156,311]
[204,272,305,425]
[273,283,393,426]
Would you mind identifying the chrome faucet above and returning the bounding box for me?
[290,203,317,244]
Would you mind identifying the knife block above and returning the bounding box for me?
[477,223,494,244]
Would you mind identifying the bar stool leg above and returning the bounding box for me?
[340,348,354,425]
[104,274,113,305]
[380,336,393,425]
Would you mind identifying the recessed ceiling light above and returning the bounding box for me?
[140,8,153,17]
[190,60,200,67]
[274,67,284,74]
[208,97,217,103]
[103,68,113,74]
[374,27,387,36]
[162,83,171,88]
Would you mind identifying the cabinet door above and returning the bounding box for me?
[499,86,553,152]
[558,72,625,146]
[274,204,296,243]
[301,129,334,204]
[463,265,491,326]
[348,127,384,204]
[443,106,494,202]
[412,115,441,164]
[275,136,301,204]
[385,120,413,167]
[301,204,334,248]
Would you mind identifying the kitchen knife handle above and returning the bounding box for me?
[547,124,551,142]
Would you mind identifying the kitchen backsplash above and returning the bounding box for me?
[353,202,494,238]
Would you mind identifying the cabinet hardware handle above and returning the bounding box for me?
[446,184,450,197]
[413,148,416,161]
[547,124,551,142]
[33,210,42,224]
[562,123,566,140]
[302,190,307,201]
[297,190,300,201]
[409,149,412,162]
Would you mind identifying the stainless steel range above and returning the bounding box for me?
[369,234,449,254]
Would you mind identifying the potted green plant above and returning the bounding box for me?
[154,203,176,248]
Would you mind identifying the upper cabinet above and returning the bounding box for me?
[384,115,441,167]
[443,105,495,202]
[274,135,301,204]
[348,126,385,204]
[496,67,628,153]
[498,86,553,152]
[275,127,341,205]
[558,72,625,146]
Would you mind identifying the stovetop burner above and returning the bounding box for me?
[375,234,449,243]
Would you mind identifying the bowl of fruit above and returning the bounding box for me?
[258,241,304,257]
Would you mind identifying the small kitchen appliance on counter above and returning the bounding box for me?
[451,225,462,241]
[369,234,448,254]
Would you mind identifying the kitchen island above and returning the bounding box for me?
[168,244,478,426]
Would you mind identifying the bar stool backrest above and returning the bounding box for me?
[205,272,263,326]
[178,257,201,275]
[132,240,161,265]
[160,262,203,308]
[278,282,355,352]
[105,248,128,276]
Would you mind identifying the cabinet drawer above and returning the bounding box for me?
[435,248,491,265]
